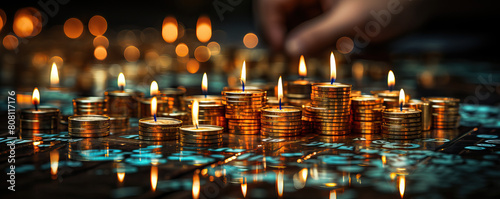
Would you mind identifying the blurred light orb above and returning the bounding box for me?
[94,46,107,60]
[186,59,200,74]
[124,45,140,62]
[175,43,189,57]
[162,16,178,43]
[32,52,48,67]
[194,46,211,62]
[243,33,258,48]
[336,37,354,54]
[196,16,211,43]
[207,42,220,55]
[14,16,33,38]
[49,56,64,68]
[93,36,109,48]
[13,8,42,38]
[0,9,6,32]
[3,35,19,50]
[89,15,107,36]
[64,18,84,39]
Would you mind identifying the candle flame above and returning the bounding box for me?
[202,73,208,94]
[277,170,284,197]
[192,100,199,128]
[299,55,307,77]
[151,97,157,117]
[388,70,395,90]
[150,81,159,96]
[399,175,405,198]
[193,171,200,199]
[196,16,211,43]
[32,87,40,106]
[278,76,283,108]
[241,178,248,198]
[118,73,126,90]
[117,172,125,183]
[50,62,59,86]
[241,61,246,89]
[50,150,59,180]
[329,190,337,199]
[151,165,158,191]
[399,89,405,110]
[330,52,336,83]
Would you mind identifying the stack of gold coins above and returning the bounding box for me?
[406,99,432,131]
[422,97,460,129]
[223,90,266,134]
[266,97,288,108]
[138,97,169,118]
[138,117,181,141]
[159,88,186,112]
[351,90,362,98]
[301,105,314,134]
[160,112,190,125]
[179,125,224,147]
[382,108,422,139]
[285,80,313,107]
[106,115,129,132]
[20,107,60,130]
[261,106,302,137]
[373,91,399,109]
[73,97,106,115]
[184,95,224,106]
[187,103,226,128]
[68,115,110,137]
[308,83,352,135]
[105,90,144,118]
[351,96,384,134]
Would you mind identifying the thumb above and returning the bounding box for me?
[284,1,368,57]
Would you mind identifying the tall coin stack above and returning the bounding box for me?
[261,106,302,137]
[308,83,352,135]
[382,108,422,139]
[138,117,182,141]
[73,97,106,115]
[105,90,144,118]
[160,88,187,112]
[187,103,226,128]
[351,96,384,134]
[422,97,460,129]
[20,108,60,130]
[68,115,110,137]
[179,125,224,147]
[223,90,266,135]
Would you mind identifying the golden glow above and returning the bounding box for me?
[382,155,387,165]
[193,171,200,199]
[162,16,178,43]
[187,59,200,74]
[399,175,405,198]
[93,36,109,48]
[32,87,40,106]
[13,8,42,38]
[278,76,283,104]
[330,52,336,82]
[352,62,364,82]
[124,46,140,62]
[94,46,107,60]
[64,18,83,39]
[151,165,158,191]
[150,81,159,96]
[241,61,246,86]
[14,15,33,38]
[202,73,208,94]
[388,70,395,89]
[3,35,19,50]
[299,55,307,77]
[207,41,220,55]
[192,100,199,127]
[196,16,211,43]
[50,150,59,180]
[299,168,308,183]
[194,46,211,62]
[277,170,284,197]
[241,178,248,198]
[0,9,5,32]
[118,73,126,89]
[117,172,125,183]
[329,190,337,199]
[151,97,157,117]
[175,43,189,57]
[88,15,107,36]
[325,183,337,187]
[243,33,258,48]
[50,62,59,86]
[399,89,405,108]
[49,56,63,68]
[390,173,397,180]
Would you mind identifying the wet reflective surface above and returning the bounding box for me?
[2,104,500,198]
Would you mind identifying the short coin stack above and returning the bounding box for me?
[180,125,224,147]
[20,108,60,130]
[372,91,399,109]
[261,106,302,137]
[107,115,129,132]
[73,97,106,115]
[422,97,460,129]
[160,88,187,112]
[138,117,181,141]
[188,103,226,128]
[351,96,384,134]
[307,83,352,135]
[69,115,110,137]
[382,108,422,139]
[223,90,266,134]
[160,112,190,125]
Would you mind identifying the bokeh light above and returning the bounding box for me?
[93,36,109,48]
[0,9,6,33]
[336,36,354,54]
[88,15,107,36]
[64,18,84,39]
[3,35,19,50]
[124,45,140,62]
[186,59,200,74]
[243,33,258,48]
[32,52,48,67]
[162,16,178,43]
[94,46,107,60]
[207,41,220,55]
[175,43,189,57]
[194,46,211,62]
[49,56,64,68]
[196,16,211,43]
[13,8,42,38]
